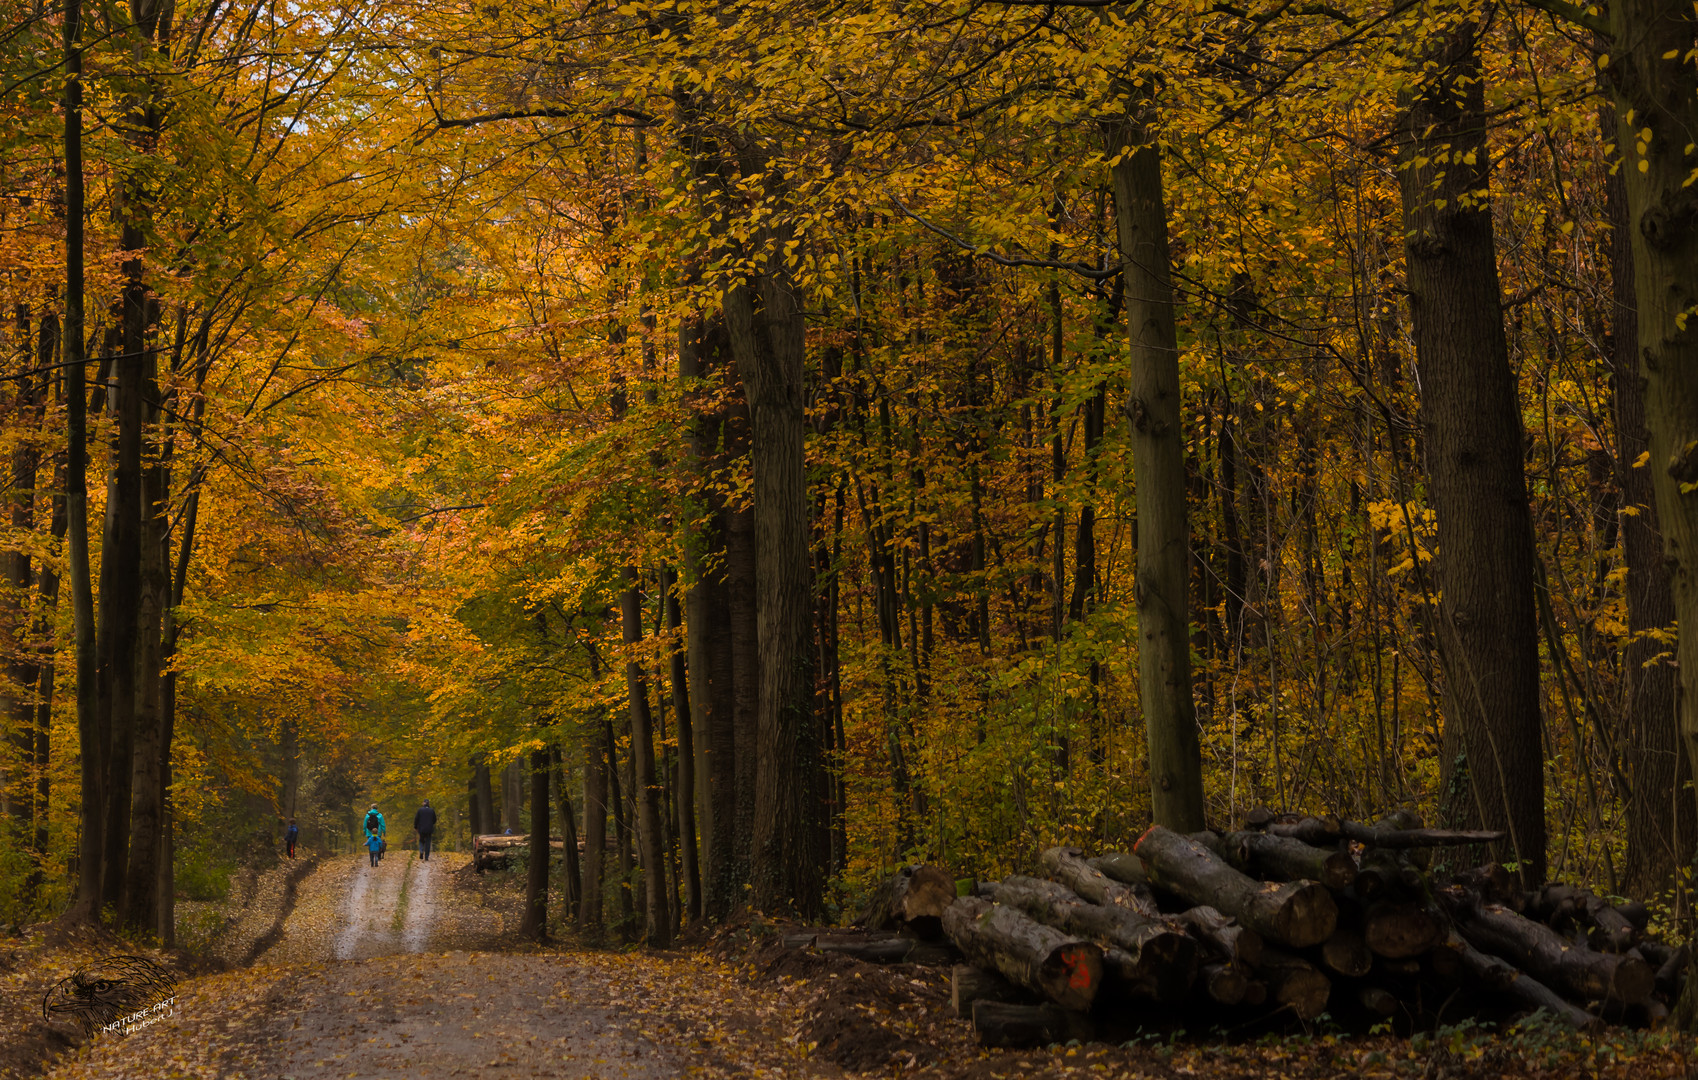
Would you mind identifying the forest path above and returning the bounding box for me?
[43,848,823,1080]
[333,845,416,960]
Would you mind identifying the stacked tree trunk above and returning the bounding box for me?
[470,832,568,872]
[932,815,1687,1047]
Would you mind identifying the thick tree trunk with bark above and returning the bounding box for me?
[580,730,606,931]
[1399,16,1546,884]
[721,203,823,914]
[1457,903,1652,1004]
[1132,827,1337,947]
[1106,117,1206,833]
[553,746,582,917]
[971,1000,1091,1048]
[664,570,700,921]
[122,398,169,936]
[951,964,1022,1017]
[471,755,495,837]
[725,501,758,891]
[942,896,1104,1011]
[621,569,671,945]
[502,759,524,833]
[63,0,103,922]
[1604,151,1689,902]
[992,875,1197,1001]
[1602,0,1698,936]
[520,747,550,941]
[1221,831,1357,891]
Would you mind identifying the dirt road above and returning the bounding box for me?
[44,850,819,1080]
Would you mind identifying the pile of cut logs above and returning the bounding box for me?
[828,814,1691,1048]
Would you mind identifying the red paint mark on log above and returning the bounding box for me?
[1066,949,1092,990]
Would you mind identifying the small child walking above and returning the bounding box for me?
[366,829,383,867]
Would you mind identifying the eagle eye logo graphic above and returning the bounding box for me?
[43,955,179,1037]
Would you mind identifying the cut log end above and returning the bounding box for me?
[1041,942,1104,1012]
[1267,881,1338,949]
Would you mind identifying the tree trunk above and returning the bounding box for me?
[970,1000,1092,1049]
[520,747,550,941]
[942,896,1104,1012]
[553,745,581,917]
[722,221,822,914]
[1132,826,1337,947]
[1605,151,1687,899]
[1600,0,1698,918]
[664,569,700,921]
[695,517,738,920]
[64,0,103,923]
[991,875,1197,1001]
[4,307,43,900]
[1457,902,1653,1004]
[1399,16,1545,884]
[502,758,524,833]
[157,476,196,946]
[951,964,1022,1018]
[607,718,636,934]
[30,449,67,902]
[122,379,169,937]
[472,754,494,836]
[579,729,606,932]
[621,567,672,945]
[725,500,758,893]
[1256,948,1331,1020]
[1219,831,1357,891]
[1106,116,1206,833]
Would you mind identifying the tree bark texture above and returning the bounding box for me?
[1604,145,1690,902]
[1602,0,1698,921]
[1457,902,1653,1004]
[122,377,169,936]
[64,0,103,922]
[1399,16,1546,883]
[1107,118,1206,833]
[1132,826,1337,947]
[942,896,1104,1012]
[722,215,823,915]
[725,500,758,891]
[621,568,672,945]
[665,569,701,921]
[520,746,550,941]
[553,745,582,918]
[579,732,606,931]
[991,875,1197,1001]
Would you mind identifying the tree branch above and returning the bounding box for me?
[888,194,1122,280]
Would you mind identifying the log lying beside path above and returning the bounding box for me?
[1134,826,1338,948]
[792,811,1688,1050]
[942,896,1104,1012]
[857,864,958,939]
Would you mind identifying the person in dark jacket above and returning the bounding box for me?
[285,818,299,859]
[413,800,437,861]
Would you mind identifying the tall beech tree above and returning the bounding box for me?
[1107,112,1207,834]
[1397,9,1546,883]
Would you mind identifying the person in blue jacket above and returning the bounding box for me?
[413,800,437,861]
[285,818,299,859]
[363,804,387,862]
[365,828,383,867]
